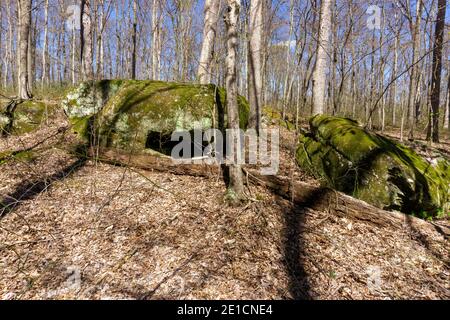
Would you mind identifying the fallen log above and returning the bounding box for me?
[244,169,449,238]
[86,146,449,237]
[87,147,222,178]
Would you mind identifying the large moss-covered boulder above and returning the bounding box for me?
[0,100,51,135]
[62,80,249,153]
[296,115,450,218]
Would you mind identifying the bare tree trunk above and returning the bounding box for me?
[61,14,67,83]
[172,0,192,81]
[224,0,244,204]
[4,2,13,88]
[423,11,433,127]
[295,74,301,128]
[181,1,194,81]
[18,0,32,99]
[114,1,121,78]
[131,0,138,79]
[429,0,446,143]
[311,0,331,115]
[350,43,356,118]
[72,27,76,84]
[366,31,376,129]
[95,0,106,79]
[41,0,49,85]
[281,0,294,119]
[56,17,62,84]
[407,0,423,140]
[260,0,269,107]
[444,69,450,130]
[248,0,263,132]
[198,0,220,84]
[27,14,34,93]
[17,0,21,93]
[400,90,406,141]
[2,4,7,87]
[239,11,248,96]
[330,0,337,115]
[152,0,162,80]
[81,0,94,80]
[379,4,385,131]
[391,18,400,127]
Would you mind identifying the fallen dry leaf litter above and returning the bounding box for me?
[0,112,448,300]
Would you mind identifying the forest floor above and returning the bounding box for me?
[0,107,449,300]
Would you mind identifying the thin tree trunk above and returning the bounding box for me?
[18,0,32,99]
[281,0,294,119]
[131,0,138,79]
[407,0,423,140]
[95,0,105,79]
[444,67,449,130]
[260,0,268,107]
[367,31,376,129]
[152,0,162,80]
[72,28,76,84]
[248,0,263,132]
[17,0,21,94]
[391,19,400,126]
[295,74,301,128]
[240,12,248,96]
[3,3,8,88]
[56,19,62,84]
[350,43,356,118]
[379,4,385,131]
[400,90,406,141]
[6,1,14,89]
[311,0,331,115]
[61,13,67,82]
[27,13,34,93]
[330,0,337,115]
[114,1,121,78]
[198,0,220,84]
[41,0,49,85]
[81,0,94,80]
[181,1,194,81]
[444,83,449,130]
[224,0,244,203]
[429,0,446,143]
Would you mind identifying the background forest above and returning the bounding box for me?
[1,0,449,140]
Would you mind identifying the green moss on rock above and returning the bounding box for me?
[12,101,50,134]
[296,115,450,217]
[63,80,250,152]
[62,80,124,119]
[262,106,295,129]
[0,100,53,135]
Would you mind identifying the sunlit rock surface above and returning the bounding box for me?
[296,115,450,218]
[63,80,249,154]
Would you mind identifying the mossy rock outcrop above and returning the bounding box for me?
[296,115,450,218]
[262,106,295,130]
[62,80,249,154]
[0,100,52,135]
